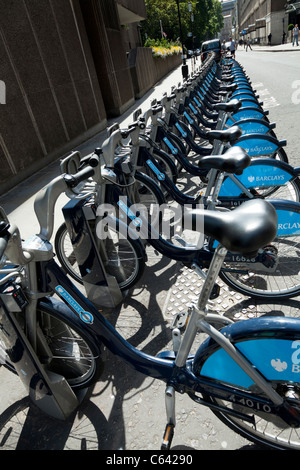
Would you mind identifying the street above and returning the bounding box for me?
[236,48,300,166]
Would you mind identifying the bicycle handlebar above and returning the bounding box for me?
[0,222,10,260]
[64,155,100,188]
[64,166,95,188]
[0,235,9,260]
[34,156,100,240]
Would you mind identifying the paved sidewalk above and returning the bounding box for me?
[241,42,300,52]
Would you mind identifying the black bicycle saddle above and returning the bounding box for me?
[206,125,242,144]
[198,146,250,175]
[184,199,277,256]
[213,99,242,113]
[218,83,238,92]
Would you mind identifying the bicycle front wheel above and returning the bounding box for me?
[37,305,103,389]
[54,220,145,291]
[129,171,166,227]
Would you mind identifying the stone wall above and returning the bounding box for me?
[0,0,181,196]
[129,47,182,99]
[0,0,107,195]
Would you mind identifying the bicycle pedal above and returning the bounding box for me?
[171,312,189,330]
[161,423,175,450]
[210,283,220,300]
[173,235,197,249]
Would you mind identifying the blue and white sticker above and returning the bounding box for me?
[174,122,187,138]
[163,137,178,155]
[55,285,94,324]
[146,159,165,181]
[184,111,194,125]
[117,200,142,228]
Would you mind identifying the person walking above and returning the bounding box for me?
[268,33,272,45]
[293,24,299,46]
[282,31,286,44]
[246,37,252,51]
[228,37,236,58]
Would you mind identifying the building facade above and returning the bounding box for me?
[0,0,181,196]
[237,0,288,45]
[0,0,146,194]
[220,0,238,42]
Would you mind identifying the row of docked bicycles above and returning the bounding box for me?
[1,53,300,449]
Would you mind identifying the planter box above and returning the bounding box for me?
[129,47,182,99]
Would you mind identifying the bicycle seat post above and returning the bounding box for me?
[197,244,227,311]
[206,170,227,210]
[174,243,227,370]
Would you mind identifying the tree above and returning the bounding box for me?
[142,0,224,48]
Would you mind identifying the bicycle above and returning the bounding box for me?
[54,55,300,300]
[127,106,300,205]
[2,173,300,449]
[54,136,167,291]
[52,146,300,300]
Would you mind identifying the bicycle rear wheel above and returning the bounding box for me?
[219,202,300,299]
[258,177,300,202]
[193,317,300,449]
[203,386,300,450]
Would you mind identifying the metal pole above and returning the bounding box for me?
[176,0,189,79]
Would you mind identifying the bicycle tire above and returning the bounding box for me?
[256,176,300,202]
[36,305,103,390]
[219,203,300,299]
[54,219,145,291]
[273,146,288,163]
[203,391,300,450]
[0,396,103,449]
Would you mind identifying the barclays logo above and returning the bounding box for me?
[248,174,285,183]
[245,145,274,154]
[278,222,300,230]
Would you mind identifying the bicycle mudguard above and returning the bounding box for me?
[230,118,275,135]
[232,86,254,96]
[218,158,295,197]
[268,198,300,236]
[226,107,268,126]
[231,93,257,101]
[39,296,103,350]
[193,317,300,388]
[232,133,286,156]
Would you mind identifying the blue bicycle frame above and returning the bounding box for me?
[38,248,300,429]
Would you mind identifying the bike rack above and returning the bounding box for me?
[60,151,124,308]
[62,197,124,308]
[0,299,85,420]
